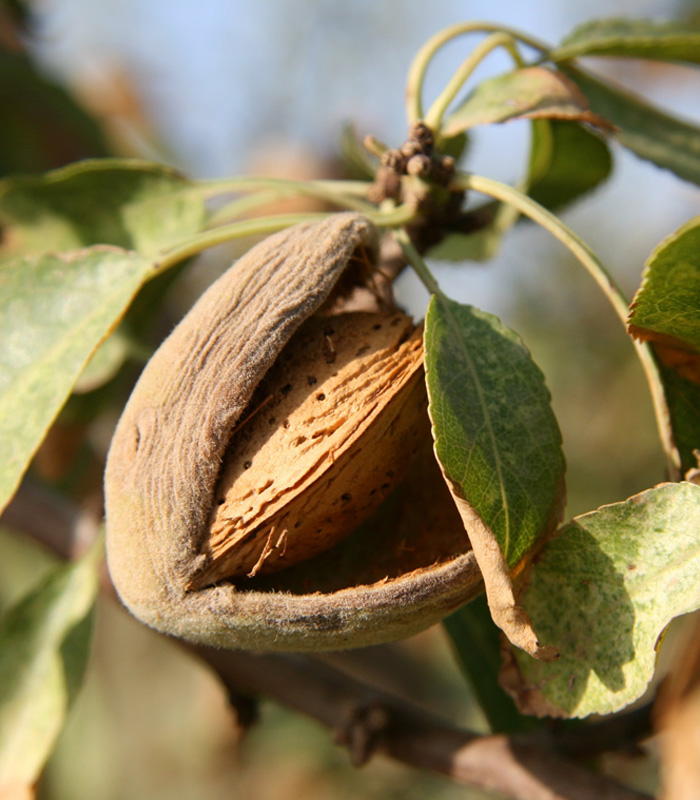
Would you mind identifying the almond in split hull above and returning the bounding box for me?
[190,309,426,587]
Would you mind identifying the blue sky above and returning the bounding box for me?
[30,0,700,314]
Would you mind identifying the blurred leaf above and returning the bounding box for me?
[0,247,152,514]
[426,229,501,263]
[658,364,700,477]
[426,202,514,263]
[562,65,700,186]
[552,18,700,63]
[628,216,700,384]
[73,328,134,394]
[424,297,565,567]
[339,122,376,181]
[654,613,700,799]
[0,538,101,791]
[442,67,611,138]
[0,159,205,258]
[437,130,469,163]
[0,49,109,178]
[429,120,612,263]
[444,595,537,733]
[528,119,613,211]
[506,482,700,718]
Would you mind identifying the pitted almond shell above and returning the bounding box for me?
[192,309,426,585]
[104,214,481,651]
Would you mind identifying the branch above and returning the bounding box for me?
[3,479,652,800]
[195,647,651,800]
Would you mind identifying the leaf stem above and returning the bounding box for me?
[453,172,678,475]
[199,176,373,197]
[424,32,524,133]
[155,205,418,275]
[406,21,550,123]
[393,228,443,296]
[196,176,376,217]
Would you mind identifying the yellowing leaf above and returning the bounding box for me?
[0,159,205,260]
[505,483,700,718]
[0,248,152,513]
[442,67,612,139]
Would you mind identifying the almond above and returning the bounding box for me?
[192,309,426,585]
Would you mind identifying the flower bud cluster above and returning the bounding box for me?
[368,122,455,205]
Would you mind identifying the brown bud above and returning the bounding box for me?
[406,154,432,177]
[400,140,422,159]
[380,148,407,172]
[408,121,434,152]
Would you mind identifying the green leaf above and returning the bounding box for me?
[509,482,700,717]
[424,296,565,566]
[438,131,469,163]
[0,159,205,258]
[73,328,134,394]
[426,202,514,263]
[658,364,700,477]
[562,65,700,186]
[552,18,700,64]
[0,247,153,513]
[442,67,609,139]
[628,215,700,356]
[0,539,101,789]
[444,595,538,733]
[528,119,613,211]
[426,228,501,263]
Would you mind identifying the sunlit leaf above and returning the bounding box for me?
[562,65,700,186]
[528,119,613,210]
[552,18,700,64]
[0,248,152,514]
[0,539,101,790]
[424,297,565,566]
[442,67,610,138]
[0,159,205,259]
[425,297,565,658]
[505,482,700,717]
[628,216,700,381]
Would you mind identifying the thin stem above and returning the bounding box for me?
[154,204,418,275]
[199,175,373,197]
[154,213,328,274]
[424,32,524,132]
[363,135,389,159]
[406,21,550,123]
[207,190,289,226]
[454,172,678,475]
[457,174,629,322]
[197,176,375,214]
[393,228,442,296]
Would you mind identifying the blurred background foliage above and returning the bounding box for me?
[2,0,700,797]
